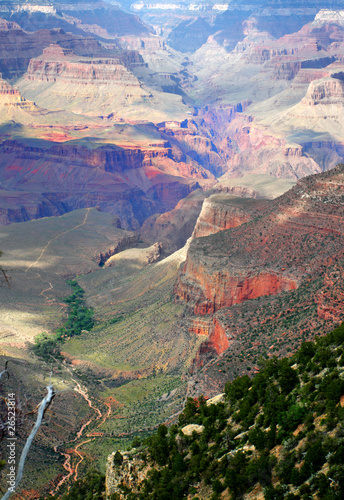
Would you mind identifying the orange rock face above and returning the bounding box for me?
[176,260,298,315]
[191,318,230,370]
[209,318,230,355]
[176,165,344,371]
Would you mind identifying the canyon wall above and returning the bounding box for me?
[175,164,344,369]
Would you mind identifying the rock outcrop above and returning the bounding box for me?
[0,17,127,79]
[140,189,207,253]
[0,1,152,41]
[24,44,142,86]
[176,164,344,369]
[106,451,148,500]
[192,194,260,238]
[302,75,344,105]
[0,137,213,228]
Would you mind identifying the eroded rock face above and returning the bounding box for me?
[106,451,148,500]
[0,17,123,80]
[302,76,344,105]
[192,195,259,238]
[175,165,344,368]
[140,189,207,253]
[0,139,211,228]
[24,44,142,85]
[176,262,298,316]
[0,1,151,41]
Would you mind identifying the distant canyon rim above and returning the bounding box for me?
[1,0,344,497]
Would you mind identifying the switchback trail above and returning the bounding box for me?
[52,365,107,492]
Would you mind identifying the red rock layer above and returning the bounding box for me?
[191,318,230,370]
[175,163,344,334]
[180,166,344,373]
[0,138,212,228]
[176,261,298,316]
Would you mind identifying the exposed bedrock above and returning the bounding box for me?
[0,139,210,228]
[302,75,344,105]
[188,107,325,179]
[24,44,143,85]
[192,195,260,238]
[0,18,143,80]
[175,165,344,367]
[175,261,298,316]
[190,318,230,371]
[140,189,206,254]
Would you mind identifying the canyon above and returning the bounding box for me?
[2,5,344,228]
[179,165,344,394]
[1,1,344,498]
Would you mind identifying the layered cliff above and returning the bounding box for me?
[0,1,152,40]
[0,137,214,228]
[0,17,126,80]
[186,12,344,177]
[175,164,344,367]
[192,194,262,238]
[17,42,190,121]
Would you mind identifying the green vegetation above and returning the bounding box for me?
[110,323,344,499]
[45,471,105,500]
[32,280,94,361]
[46,323,344,499]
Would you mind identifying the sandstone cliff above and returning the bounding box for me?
[0,17,126,80]
[0,137,213,228]
[175,164,344,371]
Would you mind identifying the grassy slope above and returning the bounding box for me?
[0,208,134,352]
[60,247,205,470]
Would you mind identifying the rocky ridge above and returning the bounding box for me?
[174,164,344,374]
[0,136,215,228]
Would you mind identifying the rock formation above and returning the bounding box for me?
[175,164,344,369]
[192,194,261,238]
[0,137,214,228]
[106,451,148,499]
[0,1,152,41]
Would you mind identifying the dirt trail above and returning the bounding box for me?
[53,447,74,491]
[74,438,94,481]
[52,365,107,492]
[25,208,91,272]
[73,380,102,435]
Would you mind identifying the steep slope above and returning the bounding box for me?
[16,44,189,121]
[167,17,213,53]
[0,0,152,40]
[0,208,200,496]
[103,323,344,500]
[0,17,120,80]
[182,14,344,179]
[174,164,344,377]
[0,134,215,228]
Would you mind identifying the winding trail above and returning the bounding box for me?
[73,380,102,440]
[74,439,94,481]
[40,282,53,297]
[54,447,73,490]
[52,366,107,493]
[25,208,91,272]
